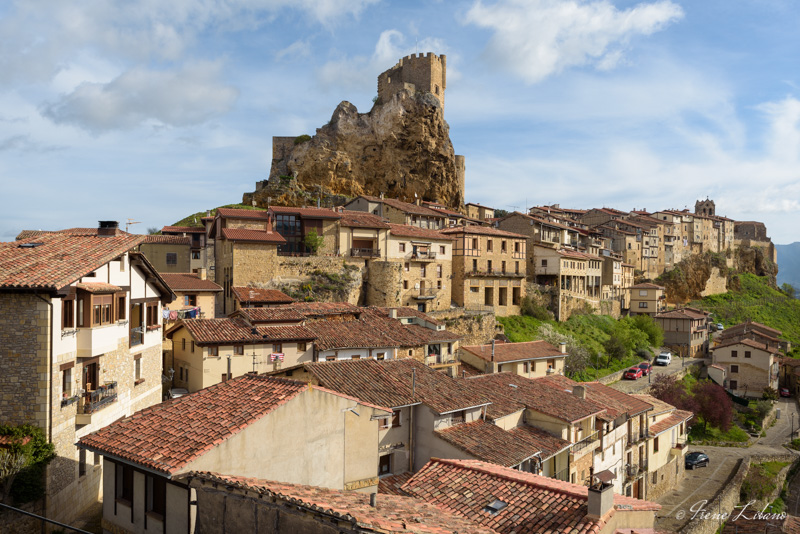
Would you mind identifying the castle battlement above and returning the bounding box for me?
[377,52,446,109]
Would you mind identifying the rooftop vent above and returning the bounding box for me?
[98,221,120,237]
[18,242,43,248]
[483,499,507,515]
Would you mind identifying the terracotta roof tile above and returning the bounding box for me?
[378,471,414,495]
[441,226,527,239]
[161,226,205,234]
[712,338,782,354]
[160,273,222,292]
[306,318,399,350]
[167,317,315,345]
[630,283,665,290]
[631,394,676,416]
[304,359,490,414]
[78,375,308,474]
[359,195,447,218]
[268,205,342,219]
[402,459,659,534]
[461,340,565,364]
[231,287,294,304]
[722,321,782,337]
[220,228,286,243]
[234,307,305,324]
[278,301,361,317]
[467,373,605,423]
[185,471,495,534]
[537,375,653,419]
[75,282,123,293]
[655,308,709,320]
[338,210,390,229]
[0,233,145,290]
[649,410,693,436]
[388,223,454,240]
[141,235,191,245]
[216,207,270,220]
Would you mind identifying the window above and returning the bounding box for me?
[298,342,307,352]
[437,265,442,278]
[146,474,167,518]
[376,352,386,360]
[730,380,738,389]
[501,261,506,273]
[731,350,738,358]
[639,290,648,296]
[404,262,409,272]
[134,357,142,382]
[420,265,427,277]
[653,436,659,453]
[379,417,391,430]
[166,253,177,265]
[209,346,219,357]
[62,297,75,328]
[547,359,555,369]
[484,287,494,306]
[498,287,507,306]
[392,410,401,427]
[116,296,126,321]
[379,454,392,475]
[90,295,113,326]
[184,295,197,306]
[399,243,406,253]
[472,238,478,249]
[326,355,336,361]
[234,345,244,355]
[745,351,751,358]
[515,261,519,274]
[730,364,738,373]
[403,280,408,290]
[440,245,445,254]
[191,251,201,260]
[487,240,493,252]
[472,259,478,271]
[541,259,547,267]
[145,302,159,327]
[487,260,492,271]
[470,286,479,293]
[638,302,648,309]
[523,362,530,373]
[501,241,507,252]
[182,339,186,350]
[62,366,72,397]
[191,341,195,353]
[437,280,442,289]
[273,343,282,353]
[115,463,134,504]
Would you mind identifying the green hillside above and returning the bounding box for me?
[171,204,265,228]
[690,273,800,351]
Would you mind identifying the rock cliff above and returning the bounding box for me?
[243,89,464,209]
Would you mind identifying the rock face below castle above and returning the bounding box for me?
[245,88,465,210]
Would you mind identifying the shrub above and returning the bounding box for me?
[294,134,311,145]
[754,400,772,421]
[304,230,325,255]
[630,314,664,348]
[0,424,55,504]
[763,387,779,401]
[520,296,553,320]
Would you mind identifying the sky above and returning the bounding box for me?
[1,0,799,245]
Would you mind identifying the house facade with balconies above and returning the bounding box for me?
[711,338,781,397]
[629,283,666,316]
[0,223,174,526]
[655,307,710,358]
[441,226,527,315]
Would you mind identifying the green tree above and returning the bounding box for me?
[147,227,160,235]
[0,424,55,504]
[631,314,664,348]
[781,283,796,299]
[304,230,325,255]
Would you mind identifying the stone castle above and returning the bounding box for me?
[377,52,447,109]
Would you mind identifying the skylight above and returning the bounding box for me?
[483,498,507,515]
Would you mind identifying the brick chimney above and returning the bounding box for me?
[97,221,120,237]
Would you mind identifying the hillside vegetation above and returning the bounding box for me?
[690,273,800,351]
[171,204,263,228]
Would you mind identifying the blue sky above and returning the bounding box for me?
[1,0,799,245]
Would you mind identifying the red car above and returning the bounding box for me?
[624,367,644,380]
[780,388,792,398]
[638,362,653,376]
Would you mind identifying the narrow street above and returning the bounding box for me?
[609,357,701,394]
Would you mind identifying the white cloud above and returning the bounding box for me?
[463,0,684,84]
[276,40,312,61]
[758,96,800,163]
[41,62,239,132]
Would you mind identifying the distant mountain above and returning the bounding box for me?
[776,242,800,291]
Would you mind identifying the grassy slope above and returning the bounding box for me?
[171,204,264,228]
[690,273,800,350]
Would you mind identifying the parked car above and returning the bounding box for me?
[716,323,724,331]
[624,367,644,380]
[655,352,672,366]
[685,452,709,470]
[780,387,792,398]
[638,362,653,376]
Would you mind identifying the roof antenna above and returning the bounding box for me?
[412,369,416,401]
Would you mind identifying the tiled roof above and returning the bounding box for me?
[631,394,676,416]
[141,235,191,245]
[234,307,305,323]
[538,376,652,419]
[436,420,569,467]
[388,223,454,240]
[441,226,527,239]
[458,361,486,378]
[231,286,294,304]
[723,321,782,337]
[160,273,222,292]
[161,225,205,234]
[278,301,362,317]
[338,210,390,229]
[498,211,574,231]
[713,337,781,354]
[365,306,442,327]
[467,373,605,423]
[185,471,495,534]
[305,358,490,414]
[167,317,315,345]
[0,233,145,291]
[269,205,342,219]
[79,376,308,475]
[75,282,123,293]
[360,195,447,217]
[402,459,659,534]
[656,308,709,320]
[508,425,572,459]
[630,283,665,290]
[649,410,693,436]
[306,318,399,350]
[220,228,286,243]
[461,340,565,364]
[378,471,413,496]
[216,207,270,220]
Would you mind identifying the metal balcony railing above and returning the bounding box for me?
[413,288,437,299]
[350,248,380,258]
[571,430,600,455]
[627,429,650,445]
[409,250,437,261]
[82,382,118,414]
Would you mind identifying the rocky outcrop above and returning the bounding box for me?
[243,89,464,209]
[735,245,778,285]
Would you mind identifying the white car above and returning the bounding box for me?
[655,352,672,366]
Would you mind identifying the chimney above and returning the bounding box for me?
[370,493,377,507]
[97,221,120,237]
[197,268,207,281]
[572,385,586,399]
[389,308,398,319]
[559,342,567,354]
[587,482,614,519]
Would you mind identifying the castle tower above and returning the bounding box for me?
[695,198,715,217]
[377,52,446,109]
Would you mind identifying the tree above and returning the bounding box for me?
[694,381,733,432]
[650,374,697,413]
[493,209,509,218]
[303,230,325,255]
[631,314,664,348]
[781,283,796,299]
[0,424,55,504]
[603,335,628,367]
[147,227,160,235]
[0,450,26,504]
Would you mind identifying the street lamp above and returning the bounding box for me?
[791,412,795,439]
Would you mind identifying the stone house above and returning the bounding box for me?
[711,338,781,397]
[596,224,642,272]
[440,225,527,315]
[403,458,660,534]
[632,394,692,501]
[464,202,495,221]
[137,234,191,273]
[600,249,626,310]
[628,283,666,316]
[230,286,294,310]
[160,225,208,271]
[459,340,567,377]
[495,211,580,277]
[655,307,710,358]
[78,375,390,534]
[531,246,600,320]
[716,321,788,353]
[0,223,175,525]
[160,271,221,319]
[337,209,390,260]
[581,207,628,227]
[345,195,447,230]
[268,205,342,256]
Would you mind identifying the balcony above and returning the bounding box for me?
[412,288,438,300]
[466,269,526,279]
[409,250,437,262]
[350,247,381,258]
[570,431,600,459]
[627,429,650,446]
[77,324,126,357]
[75,382,118,425]
[625,462,647,481]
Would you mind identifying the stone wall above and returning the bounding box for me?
[365,261,403,307]
[700,267,728,297]
[646,453,685,500]
[428,309,500,347]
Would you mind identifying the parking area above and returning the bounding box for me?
[610,356,701,394]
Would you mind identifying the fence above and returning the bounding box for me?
[0,502,94,534]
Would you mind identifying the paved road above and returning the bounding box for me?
[654,398,800,532]
[609,357,700,394]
